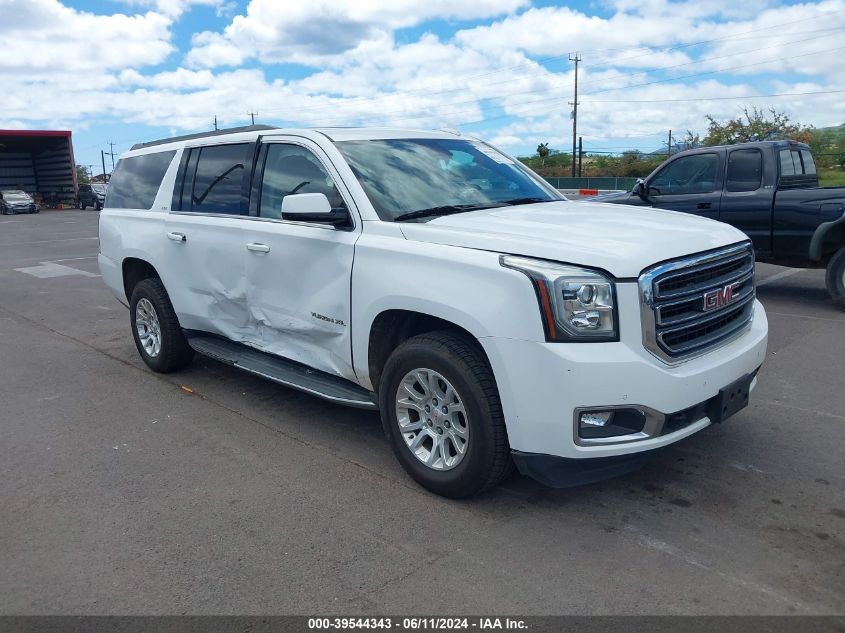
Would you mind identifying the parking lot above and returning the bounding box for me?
[0,209,843,615]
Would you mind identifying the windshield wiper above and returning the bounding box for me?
[393,204,500,223]
[499,197,550,206]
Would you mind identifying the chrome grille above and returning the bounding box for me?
[639,243,755,363]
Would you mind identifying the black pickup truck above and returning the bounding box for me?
[596,140,845,307]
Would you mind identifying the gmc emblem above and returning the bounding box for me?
[703,282,741,312]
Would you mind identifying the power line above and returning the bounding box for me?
[583,88,845,103]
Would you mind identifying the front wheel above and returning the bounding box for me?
[129,278,194,372]
[379,331,513,498]
[826,246,845,309]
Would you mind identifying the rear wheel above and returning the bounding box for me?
[826,246,845,309]
[129,278,194,372]
[379,331,513,498]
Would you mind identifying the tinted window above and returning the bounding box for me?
[726,149,762,192]
[188,143,249,215]
[800,150,817,175]
[106,151,175,210]
[650,154,718,195]
[779,149,796,176]
[259,144,345,219]
[335,139,557,221]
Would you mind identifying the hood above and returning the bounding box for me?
[398,200,747,278]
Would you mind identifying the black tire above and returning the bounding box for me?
[95,200,101,211]
[129,278,194,373]
[826,246,845,309]
[379,331,513,498]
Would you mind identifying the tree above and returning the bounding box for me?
[679,130,701,151]
[76,165,91,184]
[703,107,813,146]
[536,142,550,166]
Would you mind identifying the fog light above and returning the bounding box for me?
[578,408,647,439]
[580,411,613,427]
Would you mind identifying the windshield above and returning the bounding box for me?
[2,192,30,201]
[335,138,560,222]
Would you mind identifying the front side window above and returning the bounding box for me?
[259,144,345,219]
[334,138,558,222]
[188,143,249,215]
[106,150,176,210]
[649,154,719,195]
[726,149,762,193]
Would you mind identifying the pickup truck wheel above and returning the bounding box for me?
[826,247,845,309]
[129,278,194,373]
[379,331,513,498]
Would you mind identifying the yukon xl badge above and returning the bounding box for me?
[703,281,741,312]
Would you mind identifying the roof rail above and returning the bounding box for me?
[130,124,277,150]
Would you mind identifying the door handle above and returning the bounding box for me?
[167,231,186,242]
[696,202,712,210]
[246,243,270,253]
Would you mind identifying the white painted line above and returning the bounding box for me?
[53,256,98,263]
[756,268,802,287]
[4,236,98,246]
[14,262,100,279]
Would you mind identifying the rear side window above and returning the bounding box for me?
[186,143,249,215]
[106,151,175,210]
[780,148,816,176]
[726,149,762,192]
[800,150,817,175]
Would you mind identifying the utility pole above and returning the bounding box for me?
[578,136,583,178]
[668,129,673,156]
[101,150,108,182]
[106,142,116,170]
[569,52,581,178]
[213,115,218,131]
[248,111,258,125]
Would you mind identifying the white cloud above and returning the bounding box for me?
[0,0,174,72]
[185,0,528,67]
[1,0,843,162]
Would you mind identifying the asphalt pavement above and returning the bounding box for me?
[0,210,843,615]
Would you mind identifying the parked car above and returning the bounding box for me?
[593,140,845,307]
[1,189,39,214]
[98,126,768,498]
[77,183,106,210]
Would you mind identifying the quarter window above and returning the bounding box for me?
[188,143,250,215]
[726,149,762,192]
[649,154,718,195]
[259,144,346,219]
[106,150,176,210]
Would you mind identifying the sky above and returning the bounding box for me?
[1,0,844,172]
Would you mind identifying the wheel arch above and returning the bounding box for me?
[366,309,491,396]
[809,211,845,264]
[122,257,162,303]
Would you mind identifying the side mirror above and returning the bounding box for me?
[281,192,332,216]
[281,192,350,227]
[634,179,646,199]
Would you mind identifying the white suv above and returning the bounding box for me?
[98,126,768,498]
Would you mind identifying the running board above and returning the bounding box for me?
[186,335,378,410]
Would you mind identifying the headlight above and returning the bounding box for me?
[500,255,618,342]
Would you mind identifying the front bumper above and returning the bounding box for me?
[480,284,768,462]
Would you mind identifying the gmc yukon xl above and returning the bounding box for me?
[98,126,768,498]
